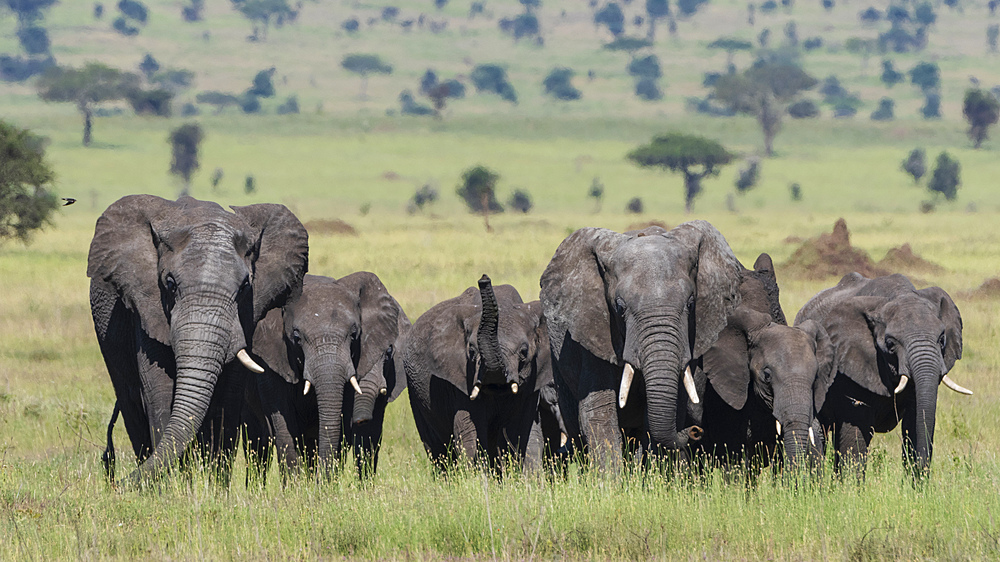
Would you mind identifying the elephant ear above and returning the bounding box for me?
[815,295,890,397]
[385,307,411,402]
[916,286,963,371]
[703,307,770,410]
[752,253,786,326]
[250,306,300,384]
[231,204,309,323]
[87,194,176,346]
[338,272,403,381]
[798,319,836,412]
[525,301,553,386]
[539,228,628,364]
[666,220,744,359]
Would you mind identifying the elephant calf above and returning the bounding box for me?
[404,275,566,474]
[794,273,970,480]
[243,272,409,481]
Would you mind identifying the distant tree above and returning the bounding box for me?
[676,0,707,17]
[245,174,256,194]
[901,148,926,184]
[248,67,276,97]
[35,63,139,146]
[457,165,503,231]
[625,197,644,213]
[757,28,770,48]
[963,89,1000,148]
[150,68,195,93]
[542,68,581,100]
[342,18,359,32]
[411,184,439,212]
[276,94,299,114]
[470,64,518,104]
[509,189,533,213]
[627,132,734,212]
[928,152,960,201]
[707,37,753,67]
[381,6,399,20]
[789,182,802,201]
[734,159,759,194]
[427,81,462,117]
[341,54,392,99]
[168,123,203,194]
[182,0,204,22]
[594,2,625,37]
[127,88,173,116]
[17,26,50,55]
[844,37,877,69]
[909,61,940,93]
[238,92,261,113]
[634,77,662,100]
[821,0,833,10]
[94,3,104,18]
[627,54,661,79]
[420,69,438,95]
[713,63,818,156]
[880,60,904,87]
[0,120,59,242]
[588,176,604,212]
[783,21,798,46]
[760,0,777,13]
[196,90,240,113]
[210,167,224,190]
[112,16,139,36]
[920,92,941,118]
[230,0,296,41]
[858,7,881,23]
[499,12,539,41]
[913,3,936,25]
[870,97,895,121]
[645,0,670,40]
[787,99,819,118]
[603,36,653,56]
[519,0,541,10]
[989,24,999,53]
[118,0,148,22]
[399,90,434,115]
[138,53,159,80]
[3,0,57,24]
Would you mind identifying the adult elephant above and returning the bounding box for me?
[794,272,969,479]
[243,272,409,481]
[404,275,565,473]
[694,254,834,475]
[539,221,744,472]
[89,195,308,486]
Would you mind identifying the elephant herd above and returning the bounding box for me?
[88,195,972,488]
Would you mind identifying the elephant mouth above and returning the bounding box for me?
[469,381,521,400]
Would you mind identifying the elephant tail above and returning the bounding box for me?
[103,401,120,484]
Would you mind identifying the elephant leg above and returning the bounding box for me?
[452,409,479,466]
[834,419,873,480]
[579,389,622,475]
[524,419,544,475]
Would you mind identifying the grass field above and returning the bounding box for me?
[4,0,1000,558]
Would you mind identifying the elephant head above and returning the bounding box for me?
[88,195,308,483]
[816,287,965,476]
[250,272,406,473]
[703,307,836,470]
[540,221,743,451]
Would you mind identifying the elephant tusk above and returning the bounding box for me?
[942,375,973,395]
[684,366,700,405]
[511,382,519,394]
[809,426,816,447]
[302,380,312,395]
[894,375,909,394]
[775,420,782,436]
[560,432,568,448]
[619,363,635,409]
[237,349,265,374]
[470,385,481,400]
[380,387,387,396]
[349,376,362,395]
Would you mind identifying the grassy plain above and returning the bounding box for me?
[3,0,1000,558]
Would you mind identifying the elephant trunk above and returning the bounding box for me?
[780,418,814,472]
[311,357,349,476]
[637,318,692,451]
[352,375,382,426]
[907,343,942,479]
[477,275,504,380]
[132,299,233,483]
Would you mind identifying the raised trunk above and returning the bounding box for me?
[477,275,504,382]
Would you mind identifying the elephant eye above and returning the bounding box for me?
[518,343,529,360]
[762,367,772,384]
[885,338,897,354]
[939,333,946,352]
[238,276,251,295]
[291,329,301,344]
[164,274,178,293]
[615,297,626,317]
[350,324,359,339]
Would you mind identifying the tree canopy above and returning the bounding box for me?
[0,120,59,242]
[962,89,1000,149]
[341,54,392,98]
[456,165,503,231]
[230,0,296,41]
[627,132,734,212]
[168,123,204,193]
[35,63,140,145]
[928,152,960,201]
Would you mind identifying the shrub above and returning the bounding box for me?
[399,90,434,115]
[627,54,662,79]
[470,64,518,103]
[182,0,204,22]
[118,0,148,23]
[928,152,960,201]
[901,148,926,183]
[94,3,104,18]
[909,62,940,93]
[677,0,708,16]
[342,18,360,32]
[787,99,819,118]
[238,92,261,113]
[245,175,256,194]
[803,37,822,50]
[508,189,533,213]
[112,16,139,35]
[180,102,199,116]
[411,184,439,211]
[138,53,159,80]
[381,6,399,21]
[168,123,203,190]
[127,88,173,116]
[635,77,663,100]
[789,182,802,200]
[858,7,881,22]
[1,55,52,82]
[735,159,760,194]
[870,97,894,121]
[210,168,224,189]
[914,3,936,25]
[594,3,625,37]
[963,88,1000,148]
[249,68,276,98]
[17,26,50,55]
[542,68,582,100]
[760,0,777,13]
[920,92,941,118]
[880,60,904,87]
[420,69,438,95]
[625,197,644,213]
[276,95,299,115]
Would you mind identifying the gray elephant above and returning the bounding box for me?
[89,195,308,485]
[693,254,834,475]
[539,221,744,472]
[794,273,970,479]
[404,275,566,474]
[243,272,408,481]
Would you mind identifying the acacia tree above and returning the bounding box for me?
[36,63,139,146]
[962,89,1000,149]
[168,123,204,195]
[645,0,670,40]
[713,63,818,156]
[341,54,392,99]
[456,165,503,231]
[0,120,59,242]
[627,133,734,212]
[707,37,753,68]
[230,0,296,40]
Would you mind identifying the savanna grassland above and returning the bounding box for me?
[3,0,1000,559]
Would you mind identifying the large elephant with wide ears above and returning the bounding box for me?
[794,272,969,480]
[539,221,743,472]
[243,272,408,481]
[89,195,308,486]
[404,275,562,474]
[695,254,835,475]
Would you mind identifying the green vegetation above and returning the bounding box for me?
[168,123,203,194]
[341,54,393,99]
[0,120,59,242]
[457,164,502,231]
[627,132,734,212]
[962,89,1000,149]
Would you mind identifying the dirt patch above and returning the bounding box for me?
[781,218,888,280]
[304,219,358,236]
[381,171,401,181]
[783,235,803,244]
[876,243,944,275]
[626,220,670,233]
[960,277,1000,300]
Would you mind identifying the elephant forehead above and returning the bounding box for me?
[757,326,815,367]
[290,285,357,325]
[884,295,941,327]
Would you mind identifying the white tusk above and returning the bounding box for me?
[775,420,782,436]
[809,426,816,447]
[380,387,387,396]
[237,349,265,374]
[560,432,568,448]
[349,376,362,395]
[510,382,519,394]
[942,375,973,395]
[684,366,700,405]
[894,375,909,394]
[619,363,635,409]
[302,380,312,395]
[470,385,480,400]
